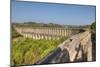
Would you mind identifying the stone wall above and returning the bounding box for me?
[35,31,93,64]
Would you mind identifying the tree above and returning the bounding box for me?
[91,22,96,30]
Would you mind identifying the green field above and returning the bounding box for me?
[11,37,66,65]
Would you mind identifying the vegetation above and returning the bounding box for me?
[12,22,63,28]
[91,22,96,30]
[12,26,22,38]
[11,37,66,66]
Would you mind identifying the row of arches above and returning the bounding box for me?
[15,27,80,40]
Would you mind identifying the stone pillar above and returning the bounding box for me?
[59,28,62,36]
[64,29,67,37]
[32,34,35,39]
[52,28,53,35]
[41,27,43,34]
[38,34,40,40]
[40,34,43,39]
[57,28,59,36]
[67,29,70,37]
[54,28,56,36]
[61,29,63,36]
[62,29,64,36]
[36,34,38,39]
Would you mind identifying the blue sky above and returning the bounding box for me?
[11,0,96,25]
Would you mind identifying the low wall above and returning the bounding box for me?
[35,31,93,64]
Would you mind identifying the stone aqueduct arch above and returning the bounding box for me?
[15,27,79,40]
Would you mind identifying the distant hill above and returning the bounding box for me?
[12,22,90,29]
[12,22,63,28]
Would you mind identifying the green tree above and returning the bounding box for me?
[91,22,96,30]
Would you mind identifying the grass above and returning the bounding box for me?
[11,37,67,66]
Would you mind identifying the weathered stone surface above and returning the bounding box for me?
[35,31,94,64]
[59,31,93,62]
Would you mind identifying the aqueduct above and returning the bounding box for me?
[15,27,81,40]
